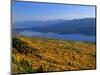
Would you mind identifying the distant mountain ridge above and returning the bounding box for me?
[13,18,96,36]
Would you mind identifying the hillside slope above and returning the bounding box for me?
[12,36,96,74]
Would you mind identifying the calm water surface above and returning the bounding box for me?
[19,30,96,42]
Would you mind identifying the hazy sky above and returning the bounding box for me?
[12,1,96,22]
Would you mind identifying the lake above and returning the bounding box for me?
[18,30,96,42]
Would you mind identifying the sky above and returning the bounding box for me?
[12,1,96,22]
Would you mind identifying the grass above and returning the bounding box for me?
[12,36,96,74]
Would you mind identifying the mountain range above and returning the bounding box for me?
[13,18,96,36]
